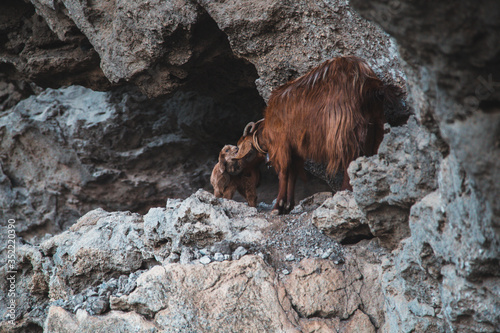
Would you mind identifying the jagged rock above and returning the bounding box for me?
[345,310,376,333]
[1,0,498,332]
[405,153,500,331]
[0,0,109,92]
[31,0,200,87]
[312,190,371,243]
[349,1,500,331]
[109,255,301,332]
[143,190,268,259]
[380,239,445,332]
[44,307,157,333]
[198,0,408,114]
[351,0,500,220]
[283,241,385,329]
[232,246,248,260]
[0,86,256,235]
[349,116,444,249]
[410,154,499,280]
[1,0,265,105]
[39,209,154,297]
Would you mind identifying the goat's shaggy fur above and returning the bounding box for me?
[234,56,395,214]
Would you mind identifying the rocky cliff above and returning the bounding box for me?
[1,0,498,332]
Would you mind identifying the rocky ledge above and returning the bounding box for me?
[2,115,498,332]
[1,0,499,332]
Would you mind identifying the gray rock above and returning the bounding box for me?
[350,1,500,331]
[0,86,253,235]
[85,296,108,316]
[166,253,181,264]
[211,241,232,255]
[144,190,267,253]
[349,116,444,249]
[199,256,212,265]
[312,191,372,244]
[180,247,195,265]
[213,253,225,262]
[199,248,212,257]
[232,246,248,260]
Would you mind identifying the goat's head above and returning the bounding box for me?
[217,145,239,173]
[226,139,256,175]
[226,119,266,176]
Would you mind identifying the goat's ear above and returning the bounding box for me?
[233,140,255,161]
[217,161,226,173]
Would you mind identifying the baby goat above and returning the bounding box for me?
[210,144,263,207]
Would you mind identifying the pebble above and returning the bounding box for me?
[282,269,290,275]
[232,246,248,260]
[285,254,295,261]
[180,247,194,265]
[321,248,333,259]
[199,248,211,256]
[199,256,211,265]
[165,252,180,263]
[213,252,225,262]
[212,241,232,255]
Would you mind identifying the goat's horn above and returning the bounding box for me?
[242,119,265,136]
[243,122,256,137]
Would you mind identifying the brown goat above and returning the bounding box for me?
[232,56,393,214]
[210,144,263,207]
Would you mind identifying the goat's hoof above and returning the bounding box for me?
[270,209,280,216]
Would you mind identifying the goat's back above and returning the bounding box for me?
[263,56,386,175]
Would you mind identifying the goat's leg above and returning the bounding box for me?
[238,180,258,207]
[272,169,288,215]
[222,182,237,199]
[246,189,258,207]
[284,169,297,213]
[284,158,303,213]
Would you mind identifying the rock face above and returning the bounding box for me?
[1,191,381,332]
[0,86,260,235]
[348,1,500,332]
[1,0,499,332]
[349,116,445,249]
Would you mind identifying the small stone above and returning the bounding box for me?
[213,253,225,262]
[165,252,180,264]
[285,254,295,261]
[199,248,211,256]
[86,290,98,297]
[199,256,211,265]
[212,241,231,255]
[232,246,248,260]
[321,248,333,259]
[224,254,231,261]
[180,247,194,264]
[282,269,290,275]
[85,296,108,315]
